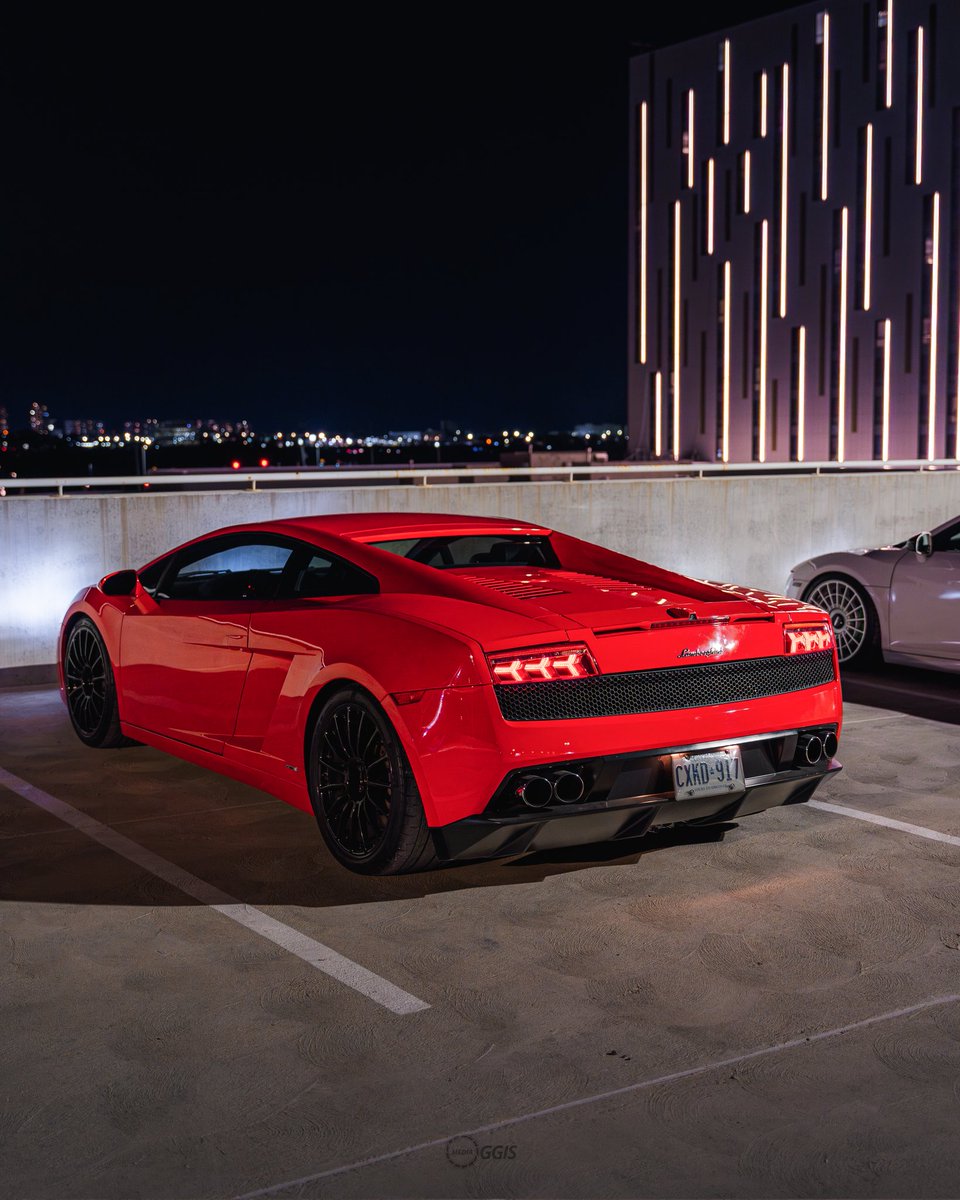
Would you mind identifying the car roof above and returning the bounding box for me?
[258,512,552,541]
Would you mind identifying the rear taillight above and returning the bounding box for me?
[784,622,835,654]
[487,644,598,684]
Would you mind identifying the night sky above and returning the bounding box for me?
[1,4,801,435]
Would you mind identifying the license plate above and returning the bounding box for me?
[671,747,745,801]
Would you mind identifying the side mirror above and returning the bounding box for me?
[915,531,933,558]
[100,569,140,597]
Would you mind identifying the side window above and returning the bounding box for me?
[138,554,173,596]
[933,522,960,553]
[161,539,296,601]
[292,551,378,599]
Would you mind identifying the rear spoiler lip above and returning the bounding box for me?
[593,613,778,636]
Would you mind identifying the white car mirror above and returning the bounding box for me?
[915,531,933,557]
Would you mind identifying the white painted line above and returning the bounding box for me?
[0,765,429,1016]
[232,991,960,1198]
[840,713,906,727]
[808,798,960,848]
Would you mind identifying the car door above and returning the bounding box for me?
[120,534,299,752]
[230,547,380,762]
[888,520,960,662]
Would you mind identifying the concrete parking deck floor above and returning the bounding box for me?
[2,685,960,1199]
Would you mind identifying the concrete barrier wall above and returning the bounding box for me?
[3,471,959,669]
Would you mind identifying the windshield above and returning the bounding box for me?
[368,534,560,570]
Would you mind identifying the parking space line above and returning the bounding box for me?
[0,765,429,1016]
[840,713,906,727]
[232,992,960,1198]
[808,798,960,848]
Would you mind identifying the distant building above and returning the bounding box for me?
[629,0,959,463]
[28,401,55,435]
[64,419,106,438]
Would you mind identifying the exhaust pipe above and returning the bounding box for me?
[800,734,824,765]
[822,731,838,759]
[553,771,585,804]
[516,775,553,809]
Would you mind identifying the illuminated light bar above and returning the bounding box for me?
[722,39,731,145]
[639,101,648,363]
[759,220,769,462]
[784,623,835,655]
[915,26,924,185]
[707,158,716,253]
[864,122,874,310]
[488,645,598,685]
[673,200,682,461]
[686,89,695,188]
[742,150,751,214]
[886,1,894,108]
[779,63,790,317]
[722,261,732,463]
[928,190,941,461]
[797,325,807,462]
[760,70,768,138]
[838,206,849,462]
[654,370,663,457]
[881,317,892,462]
[820,12,830,201]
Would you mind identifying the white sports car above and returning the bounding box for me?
[785,515,960,670]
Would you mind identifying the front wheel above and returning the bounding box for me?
[803,575,879,666]
[307,688,439,875]
[62,617,133,747]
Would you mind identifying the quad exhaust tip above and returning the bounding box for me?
[517,770,587,808]
[802,735,824,765]
[553,771,586,804]
[516,775,553,809]
[798,730,839,765]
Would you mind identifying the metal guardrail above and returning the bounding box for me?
[2,458,959,496]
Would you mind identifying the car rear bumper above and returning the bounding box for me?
[430,727,840,862]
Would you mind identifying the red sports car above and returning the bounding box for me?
[59,513,842,874]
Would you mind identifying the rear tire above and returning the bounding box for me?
[803,575,879,666]
[307,687,439,875]
[62,617,134,748]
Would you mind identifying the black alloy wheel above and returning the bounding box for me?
[308,688,437,875]
[62,617,130,747]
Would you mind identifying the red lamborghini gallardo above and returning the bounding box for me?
[59,513,842,874]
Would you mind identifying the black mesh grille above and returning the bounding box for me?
[495,651,836,722]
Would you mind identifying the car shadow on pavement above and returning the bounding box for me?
[0,802,740,911]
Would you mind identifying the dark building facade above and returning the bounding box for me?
[628,0,960,463]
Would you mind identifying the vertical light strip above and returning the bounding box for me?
[864,122,874,310]
[654,371,663,457]
[639,101,648,363]
[707,158,716,253]
[882,318,892,462]
[928,190,940,461]
[760,71,768,137]
[722,39,731,145]
[759,220,769,462]
[686,90,695,188]
[820,13,830,201]
[743,151,751,214]
[797,325,807,462]
[722,261,732,462]
[885,1,894,108]
[673,200,682,461]
[838,206,849,462]
[915,27,924,185]
[779,63,790,317]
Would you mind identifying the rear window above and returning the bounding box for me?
[368,534,560,569]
